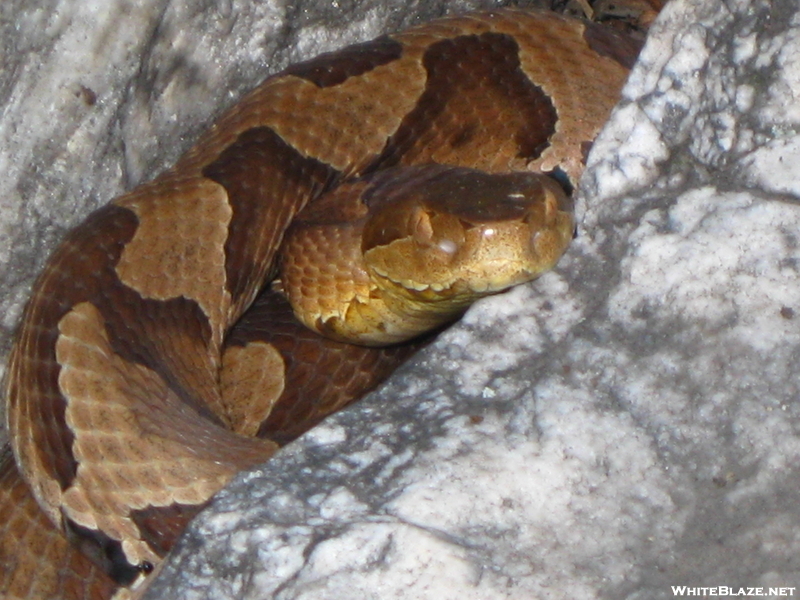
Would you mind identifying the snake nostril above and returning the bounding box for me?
[458,218,476,230]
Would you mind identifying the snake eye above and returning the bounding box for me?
[412,208,434,244]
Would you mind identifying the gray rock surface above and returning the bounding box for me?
[3,0,800,599]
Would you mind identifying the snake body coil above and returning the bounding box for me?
[0,9,640,599]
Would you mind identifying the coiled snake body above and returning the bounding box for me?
[0,9,640,599]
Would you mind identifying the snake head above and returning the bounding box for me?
[280,165,574,346]
[362,165,574,300]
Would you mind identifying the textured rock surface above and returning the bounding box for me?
[3,0,800,598]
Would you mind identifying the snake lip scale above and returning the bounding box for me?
[0,8,642,599]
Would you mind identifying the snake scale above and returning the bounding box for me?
[0,8,642,599]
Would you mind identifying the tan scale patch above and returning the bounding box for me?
[55,302,275,567]
[167,17,483,175]
[257,61,425,173]
[180,37,433,175]
[115,177,233,351]
[504,13,631,182]
[220,342,285,438]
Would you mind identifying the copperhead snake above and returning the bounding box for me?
[0,8,642,599]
